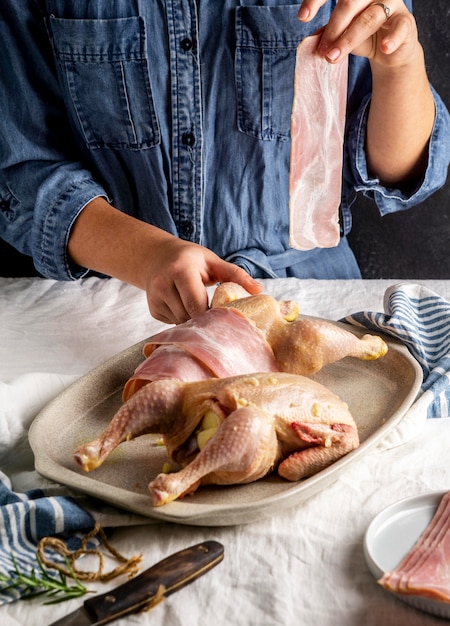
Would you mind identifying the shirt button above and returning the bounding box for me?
[180,38,193,51]
[181,132,196,147]
[180,220,194,238]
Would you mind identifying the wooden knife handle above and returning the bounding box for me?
[83,540,224,624]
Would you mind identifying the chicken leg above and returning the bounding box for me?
[74,373,359,505]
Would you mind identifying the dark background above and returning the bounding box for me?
[348,0,450,278]
[0,0,449,278]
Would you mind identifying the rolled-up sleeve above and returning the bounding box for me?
[0,1,108,279]
[346,86,450,216]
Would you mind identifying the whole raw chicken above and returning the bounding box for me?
[74,283,387,505]
[75,372,358,506]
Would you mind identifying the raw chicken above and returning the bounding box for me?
[123,282,387,400]
[123,306,279,400]
[74,372,359,506]
[217,289,387,376]
[74,283,387,505]
[289,34,348,250]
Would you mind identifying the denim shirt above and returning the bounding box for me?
[0,1,449,280]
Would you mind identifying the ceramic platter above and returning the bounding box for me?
[29,320,422,526]
[364,491,450,619]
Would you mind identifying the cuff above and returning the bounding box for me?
[347,86,450,216]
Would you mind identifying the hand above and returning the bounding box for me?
[298,0,434,186]
[68,198,262,325]
[142,236,262,325]
[298,0,420,68]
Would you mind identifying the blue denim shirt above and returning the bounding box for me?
[0,1,449,280]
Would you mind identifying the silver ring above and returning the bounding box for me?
[372,2,391,21]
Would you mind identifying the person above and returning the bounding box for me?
[0,1,448,324]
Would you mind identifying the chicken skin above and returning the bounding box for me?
[123,282,388,400]
[74,284,386,505]
[74,373,358,506]
[211,283,387,376]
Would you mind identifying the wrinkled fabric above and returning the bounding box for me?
[0,1,448,280]
[345,282,450,419]
[0,472,96,604]
[1,277,450,625]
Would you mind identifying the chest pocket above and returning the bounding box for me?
[235,5,326,142]
[49,16,160,150]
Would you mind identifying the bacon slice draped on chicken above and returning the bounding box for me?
[74,283,388,505]
[123,282,387,400]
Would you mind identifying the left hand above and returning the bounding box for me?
[298,0,420,68]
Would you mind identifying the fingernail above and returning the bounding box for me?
[298,6,310,21]
[326,48,341,62]
[383,39,395,53]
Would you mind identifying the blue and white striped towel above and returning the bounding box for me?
[345,283,450,419]
[0,470,96,604]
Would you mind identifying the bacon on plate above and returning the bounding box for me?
[379,491,450,602]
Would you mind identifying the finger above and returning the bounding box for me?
[148,301,187,325]
[147,285,192,325]
[378,13,412,55]
[315,1,380,50]
[309,0,358,41]
[211,260,264,296]
[298,0,327,22]
[174,273,210,320]
[152,308,178,325]
[319,3,398,61]
[147,298,177,325]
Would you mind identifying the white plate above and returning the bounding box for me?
[364,491,450,619]
[29,321,422,526]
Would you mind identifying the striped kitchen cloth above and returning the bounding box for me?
[344,283,450,419]
[0,470,97,604]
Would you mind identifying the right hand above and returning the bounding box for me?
[298,0,420,68]
[142,235,263,324]
[68,198,262,325]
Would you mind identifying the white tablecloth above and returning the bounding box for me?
[1,276,449,626]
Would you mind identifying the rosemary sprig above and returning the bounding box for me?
[0,551,89,604]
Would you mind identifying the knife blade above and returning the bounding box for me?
[49,540,224,626]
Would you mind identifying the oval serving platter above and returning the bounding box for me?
[29,320,422,526]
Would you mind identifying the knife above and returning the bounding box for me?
[49,540,224,626]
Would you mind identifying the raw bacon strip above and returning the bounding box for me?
[142,308,278,374]
[379,492,450,602]
[289,34,348,251]
[389,495,448,595]
[123,345,215,401]
[397,497,449,595]
[123,307,278,401]
[380,493,449,592]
